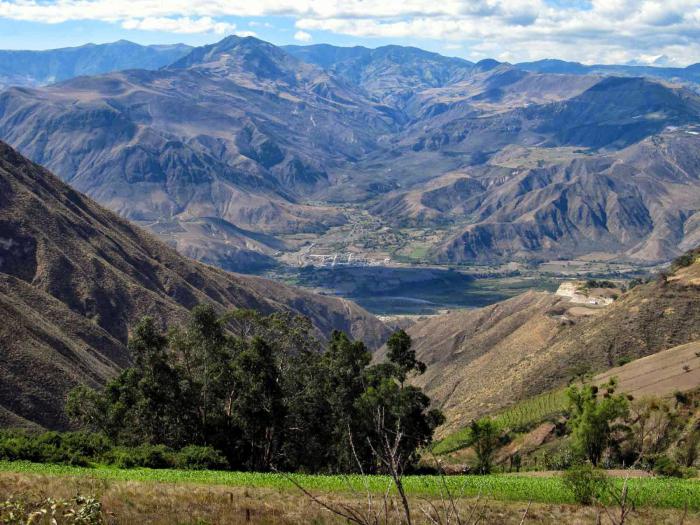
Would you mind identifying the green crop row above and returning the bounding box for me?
[432,390,568,456]
[1,461,698,510]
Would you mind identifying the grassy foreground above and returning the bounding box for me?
[1,461,699,510]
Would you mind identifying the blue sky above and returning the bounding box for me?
[0,1,698,66]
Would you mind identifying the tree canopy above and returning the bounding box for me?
[67,305,444,473]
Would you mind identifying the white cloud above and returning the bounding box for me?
[294,30,312,42]
[122,16,235,34]
[0,0,699,65]
[249,21,272,28]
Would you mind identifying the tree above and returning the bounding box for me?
[68,306,444,475]
[356,365,444,473]
[621,397,682,465]
[230,337,284,471]
[566,380,629,466]
[470,418,500,474]
[170,305,236,447]
[68,317,186,447]
[322,331,373,472]
[386,330,426,386]
[677,426,700,468]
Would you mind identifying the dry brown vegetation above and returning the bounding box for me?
[0,472,695,525]
[595,341,700,398]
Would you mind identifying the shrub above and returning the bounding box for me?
[671,250,697,270]
[585,280,616,289]
[674,391,691,406]
[130,445,174,469]
[104,444,175,469]
[469,418,500,475]
[653,455,684,478]
[0,431,109,466]
[563,464,609,505]
[61,432,112,458]
[103,448,137,469]
[544,446,576,470]
[174,446,228,470]
[566,380,629,466]
[616,356,632,367]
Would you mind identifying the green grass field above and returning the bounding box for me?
[1,461,699,510]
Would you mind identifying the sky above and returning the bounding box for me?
[0,0,699,66]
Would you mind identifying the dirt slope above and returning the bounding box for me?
[596,341,700,398]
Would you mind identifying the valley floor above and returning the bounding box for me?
[0,462,699,524]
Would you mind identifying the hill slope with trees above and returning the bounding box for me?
[0,142,389,429]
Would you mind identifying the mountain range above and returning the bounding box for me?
[517,59,700,91]
[1,37,700,268]
[0,142,388,429]
[0,40,191,90]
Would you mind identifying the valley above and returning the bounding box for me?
[166,200,655,315]
[2,36,700,291]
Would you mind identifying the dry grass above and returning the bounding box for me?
[595,341,700,397]
[0,472,697,524]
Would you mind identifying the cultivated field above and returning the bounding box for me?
[5,472,695,524]
[1,461,699,509]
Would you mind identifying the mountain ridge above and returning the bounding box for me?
[0,40,192,89]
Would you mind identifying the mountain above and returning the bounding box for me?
[372,85,700,263]
[397,255,700,433]
[0,36,398,270]
[0,142,389,429]
[517,59,700,90]
[0,40,192,88]
[2,37,700,267]
[428,129,700,264]
[284,44,474,106]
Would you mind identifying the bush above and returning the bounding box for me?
[61,432,112,458]
[0,431,113,467]
[102,444,175,469]
[616,356,632,367]
[585,280,616,289]
[0,432,85,466]
[671,250,698,270]
[544,446,576,470]
[1,494,104,524]
[103,447,137,469]
[653,455,684,478]
[0,429,231,472]
[563,464,609,505]
[469,418,500,475]
[174,446,228,470]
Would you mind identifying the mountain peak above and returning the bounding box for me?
[474,58,502,71]
[169,35,288,69]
